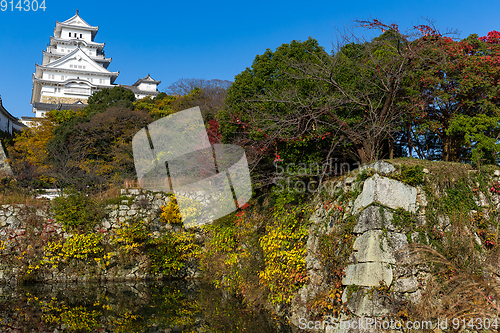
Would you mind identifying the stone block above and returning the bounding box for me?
[407,289,422,304]
[342,262,393,287]
[353,205,395,233]
[353,230,408,264]
[353,174,417,214]
[475,191,489,207]
[392,276,418,293]
[5,216,20,228]
[358,160,396,175]
[342,288,394,317]
[102,220,111,230]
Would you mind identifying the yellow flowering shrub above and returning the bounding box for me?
[159,194,202,225]
[41,233,104,268]
[258,194,310,304]
[149,231,201,275]
[110,220,150,253]
[109,219,200,275]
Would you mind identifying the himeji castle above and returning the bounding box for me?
[30,10,161,118]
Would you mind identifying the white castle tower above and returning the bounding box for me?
[31,10,160,118]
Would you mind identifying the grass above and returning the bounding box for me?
[408,243,500,322]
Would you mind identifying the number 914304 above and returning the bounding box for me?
[1,0,46,11]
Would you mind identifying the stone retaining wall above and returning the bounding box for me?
[0,189,198,285]
[290,161,482,332]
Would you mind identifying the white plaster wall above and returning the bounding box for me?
[60,27,92,42]
[138,82,156,92]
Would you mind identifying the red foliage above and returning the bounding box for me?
[414,25,441,37]
[479,30,500,44]
[207,119,221,144]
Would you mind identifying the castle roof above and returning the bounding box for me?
[50,37,105,49]
[132,74,161,86]
[35,47,119,81]
[54,10,99,39]
[118,84,161,96]
[0,96,26,128]
[42,50,111,67]
[33,101,86,112]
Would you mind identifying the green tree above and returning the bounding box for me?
[221,38,337,186]
[221,24,438,189]
[85,86,136,116]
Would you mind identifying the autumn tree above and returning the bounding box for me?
[7,119,55,187]
[406,30,500,164]
[48,107,153,190]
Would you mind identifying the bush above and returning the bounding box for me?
[148,232,200,275]
[159,194,203,226]
[52,191,106,232]
[41,233,104,269]
[390,164,424,186]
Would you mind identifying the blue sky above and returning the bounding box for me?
[0,0,499,118]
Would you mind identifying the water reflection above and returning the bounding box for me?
[0,280,292,332]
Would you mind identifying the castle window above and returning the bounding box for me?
[80,34,82,38]
[74,33,77,37]
[69,32,71,37]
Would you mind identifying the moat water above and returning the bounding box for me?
[0,280,293,332]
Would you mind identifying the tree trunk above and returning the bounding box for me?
[356,145,369,165]
[389,137,394,159]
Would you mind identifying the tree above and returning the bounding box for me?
[406,30,500,163]
[48,107,153,190]
[220,37,337,186]
[166,78,232,96]
[7,118,56,187]
[85,86,136,116]
[165,78,232,119]
[221,24,444,190]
